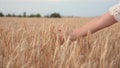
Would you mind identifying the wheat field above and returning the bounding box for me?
[0,17,120,68]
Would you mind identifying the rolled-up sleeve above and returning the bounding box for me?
[109,3,120,22]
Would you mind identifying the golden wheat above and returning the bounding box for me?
[0,17,120,68]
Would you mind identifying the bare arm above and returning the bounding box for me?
[70,12,117,40]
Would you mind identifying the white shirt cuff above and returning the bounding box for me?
[109,4,120,22]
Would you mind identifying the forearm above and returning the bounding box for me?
[70,12,117,40]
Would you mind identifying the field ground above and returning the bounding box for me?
[0,17,120,68]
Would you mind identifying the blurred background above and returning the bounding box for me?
[0,0,119,17]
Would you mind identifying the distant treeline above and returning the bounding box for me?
[0,12,61,18]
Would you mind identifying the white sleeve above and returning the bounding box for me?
[109,3,120,22]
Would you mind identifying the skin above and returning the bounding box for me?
[69,12,117,41]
